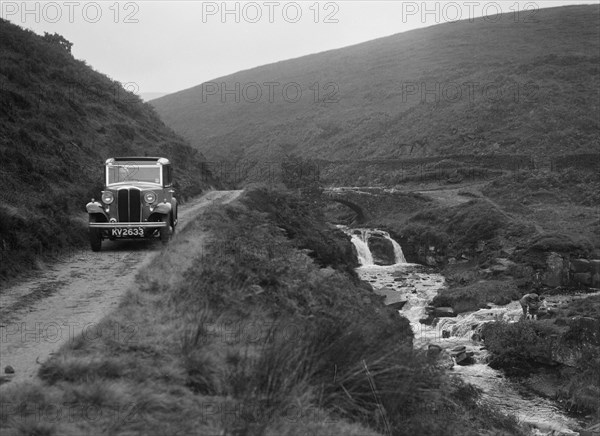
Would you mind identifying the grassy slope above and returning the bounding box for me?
[0,19,216,280]
[152,5,600,163]
[0,188,525,436]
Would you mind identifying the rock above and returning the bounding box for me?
[450,345,466,356]
[490,264,508,274]
[442,330,451,338]
[590,259,600,274]
[574,272,592,286]
[500,248,515,257]
[425,256,437,266]
[427,344,443,359]
[419,317,435,325]
[543,252,565,287]
[537,308,555,319]
[374,288,407,310]
[387,300,408,311]
[427,307,457,318]
[580,422,600,436]
[449,346,474,365]
[593,273,600,288]
[494,258,515,268]
[4,366,14,374]
[570,259,591,273]
[367,234,396,266]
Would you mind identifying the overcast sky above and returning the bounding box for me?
[2,1,597,99]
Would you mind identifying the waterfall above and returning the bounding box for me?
[342,227,406,266]
[389,237,407,264]
[350,230,374,266]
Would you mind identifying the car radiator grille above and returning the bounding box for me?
[117,189,142,222]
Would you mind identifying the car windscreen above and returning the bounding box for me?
[107,165,161,184]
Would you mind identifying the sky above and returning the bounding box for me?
[2,1,598,99]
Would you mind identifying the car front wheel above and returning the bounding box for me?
[89,217,102,252]
[160,215,170,245]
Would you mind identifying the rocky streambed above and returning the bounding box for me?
[342,226,595,436]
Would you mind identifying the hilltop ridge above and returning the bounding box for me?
[152,5,600,162]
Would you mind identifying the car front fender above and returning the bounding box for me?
[86,201,105,215]
[153,202,172,215]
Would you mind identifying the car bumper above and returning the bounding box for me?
[89,222,168,228]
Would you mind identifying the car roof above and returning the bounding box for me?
[106,157,170,165]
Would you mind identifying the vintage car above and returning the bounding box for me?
[86,157,178,251]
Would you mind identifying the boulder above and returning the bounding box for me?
[420,317,435,326]
[574,272,592,286]
[570,259,591,273]
[367,234,396,266]
[374,288,408,310]
[543,252,566,287]
[449,345,466,356]
[387,300,408,311]
[593,273,600,287]
[449,345,474,365]
[580,422,600,436]
[427,344,443,359]
[490,265,508,274]
[426,306,457,318]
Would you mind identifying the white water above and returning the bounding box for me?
[342,227,406,266]
[341,227,585,436]
[349,230,374,266]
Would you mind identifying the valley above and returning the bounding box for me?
[1,3,599,435]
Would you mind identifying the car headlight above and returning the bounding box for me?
[101,191,114,204]
[144,191,157,204]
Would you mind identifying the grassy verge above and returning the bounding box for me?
[0,188,525,436]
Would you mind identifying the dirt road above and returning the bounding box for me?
[0,190,242,385]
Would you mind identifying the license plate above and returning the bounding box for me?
[111,227,144,237]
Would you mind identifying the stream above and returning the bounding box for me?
[341,226,586,436]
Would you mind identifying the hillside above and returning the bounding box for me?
[152,5,600,163]
[0,19,215,280]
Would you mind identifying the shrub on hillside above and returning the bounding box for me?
[446,201,506,249]
[401,223,450,253]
